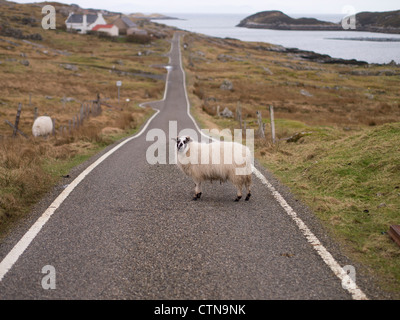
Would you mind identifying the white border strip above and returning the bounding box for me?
[177,34,368,300]
[0,40,176,283]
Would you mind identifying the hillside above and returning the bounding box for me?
[355,10,400,33]
[237,10,341,30]
[238,10,400,34]
[0,0,173,232]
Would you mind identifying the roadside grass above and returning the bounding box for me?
[0,2,171,235]
[182,32,400,297]
[0,105,155,237]
[257,122,400,294]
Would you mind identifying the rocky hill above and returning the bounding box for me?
[237,11,341,31]
[237,10,400,34]
[355,10,400,34]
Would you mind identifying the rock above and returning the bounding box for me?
[20,59,29,66]
[220,107,233,118]
[217,54,243,62]
[378,69,397,76]
[286,131,312,143]
[1,27,24,39]
[28,33,43,41]
[263,67,273,75]
[21,17,37,26]
[61,97,75,102]
[45,96,53,100]
[300,89,313,97]
[365,93,375,100]
[196,51,205,57]
[220,79,234,91]
[60,63,78,71]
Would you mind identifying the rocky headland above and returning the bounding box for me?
[237,10,400,34]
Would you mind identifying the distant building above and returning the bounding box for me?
[65,13,107,34]
[92,24,119,36]
[112,15,139,35]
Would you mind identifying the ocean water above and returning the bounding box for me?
[153,13,400,64]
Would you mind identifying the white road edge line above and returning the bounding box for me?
[0,110,161,282]
[177,34,368,301]
[0,38,177,283]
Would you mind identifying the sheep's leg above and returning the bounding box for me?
[193,181,202,201]
[234,184,243,202]
[245,179,251,201]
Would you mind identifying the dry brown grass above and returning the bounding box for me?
[182,32,400,297]
[0,2,172,232]
[0,104,154,230]
[183,33,400,129]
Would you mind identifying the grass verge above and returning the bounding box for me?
[0,105,155,237]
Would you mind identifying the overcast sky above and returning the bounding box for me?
[11,0,400,14]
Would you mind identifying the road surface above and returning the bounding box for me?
[0,33,371,300]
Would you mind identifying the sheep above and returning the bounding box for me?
[32,116,53,137]
[174,136,252,202]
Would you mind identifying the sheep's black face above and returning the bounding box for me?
[176,136,191,152]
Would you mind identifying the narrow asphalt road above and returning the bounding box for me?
[0,33,372,300]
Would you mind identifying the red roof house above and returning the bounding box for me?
[92,24,119,36]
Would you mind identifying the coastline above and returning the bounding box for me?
[237,10,400,35]
[246,43,370,66]
[152,13,400,64]
[237,23,400,35]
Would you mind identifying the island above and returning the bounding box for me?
[237,10,400,34]
[237,11,341,31]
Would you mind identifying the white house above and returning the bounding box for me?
[65,12,107,34]
[92,24,119,36]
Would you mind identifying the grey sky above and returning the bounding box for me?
[11,0,400,14]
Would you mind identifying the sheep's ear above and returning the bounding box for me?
[185,136,193,143]
[171,137,177,142]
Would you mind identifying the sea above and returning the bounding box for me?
[153,13,400,64]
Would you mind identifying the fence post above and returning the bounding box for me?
[236,102,242,129]
[269,105,276,144]
[96,94,102,115]
[13,103,22,138]
[256,111,265,139]
[80,104,84,125]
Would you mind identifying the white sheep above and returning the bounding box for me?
[174,136,252,202]
[32,116,53,137]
